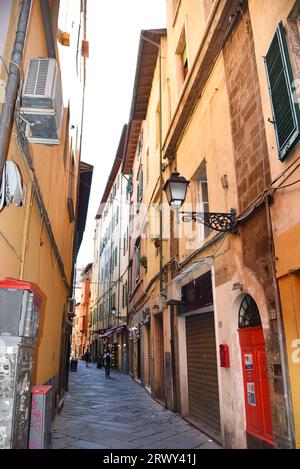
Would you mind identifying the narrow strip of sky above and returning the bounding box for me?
[77,0,166,269]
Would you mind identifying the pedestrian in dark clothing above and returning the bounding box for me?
[85,351,91,367]
[104,350,112,378]
[96,354,103,369]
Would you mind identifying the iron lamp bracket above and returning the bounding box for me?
[180,208,237,233]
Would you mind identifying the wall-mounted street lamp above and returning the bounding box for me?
[163,171,237,233]
[111,306,127,322]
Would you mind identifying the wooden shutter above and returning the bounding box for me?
[265,22,300,161]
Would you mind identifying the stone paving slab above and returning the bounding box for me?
[52,362,222,449]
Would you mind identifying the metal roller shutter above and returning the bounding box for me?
[186,312,221,439]
[147,325,152,386]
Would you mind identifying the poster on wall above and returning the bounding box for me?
[247,382,256,406]
[244,353,253,370]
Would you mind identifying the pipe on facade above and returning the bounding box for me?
[265,194,295,448]
[39,0,56,59]
[158,45,163,294]
[0,0,32,179]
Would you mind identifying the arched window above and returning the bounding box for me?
[238,295,262,328]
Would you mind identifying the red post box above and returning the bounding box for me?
[219,343,230,367]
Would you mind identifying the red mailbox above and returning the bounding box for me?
[219,343,230,368]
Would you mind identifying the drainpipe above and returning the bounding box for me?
[158,46,163,294]
[0,0,32,178]
[265,194,295,448]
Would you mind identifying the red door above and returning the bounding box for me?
[239,326,274,445]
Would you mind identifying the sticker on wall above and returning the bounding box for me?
[245,354,253,370]
[247,382,256,406]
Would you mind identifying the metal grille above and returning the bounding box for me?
[238,295,261,328]
[24,59,39,95]
[186,312,221,438]
[147,324,152,386]
[35,60,49,95]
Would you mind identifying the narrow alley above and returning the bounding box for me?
[52,362,221,450]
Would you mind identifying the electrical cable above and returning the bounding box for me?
[0,229,22,262]
[274,178,300,191]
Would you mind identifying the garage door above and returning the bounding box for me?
[186,312,221,439]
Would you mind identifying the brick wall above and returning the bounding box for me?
[223,5,288,448]
[223,8,271,213]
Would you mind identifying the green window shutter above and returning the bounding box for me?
[139,169,143,201]
[265,22,300,161]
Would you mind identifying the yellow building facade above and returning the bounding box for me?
[0,0,92,408]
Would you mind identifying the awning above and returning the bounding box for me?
[115,325,126,335]
[99,325,126,339]
[166,258,213,305]
[99,328,115,339]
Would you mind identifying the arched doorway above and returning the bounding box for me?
[238,295,274,448]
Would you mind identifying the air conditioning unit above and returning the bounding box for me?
[20,58,63,144]
[67,298,76,317]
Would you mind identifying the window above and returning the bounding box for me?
[137,167,143,203]
[111,292,116,310]
[128,261,133,297]
[156,102,160,149]
[114,247,118,268]
[127,174,133,198]
[238,295,261,329]
[129,203,134,235]
[122,281,128,309]
[67,151,75,222]
[194,163,210,243]
[265,22,300,161]
[137,129,143,160]
[124,280,128,306]
[135,240,141,281]
[176,27,189,87]
[123,227,128,256]
[182,45,188,79]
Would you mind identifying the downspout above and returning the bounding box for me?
[159,44,163,294]
[265,194,295,448]
[39,0,56,59]
[0,0,32,178]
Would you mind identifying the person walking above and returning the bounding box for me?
[85,350,91,367]
[96,353,103,369]
[104,349,112,378]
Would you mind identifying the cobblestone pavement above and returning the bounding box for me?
[52,361,221,449]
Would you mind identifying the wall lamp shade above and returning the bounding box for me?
[163,172,190,208]
[111,306,117,316]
